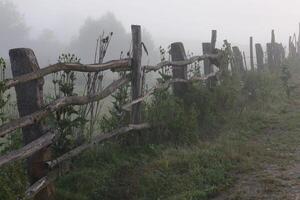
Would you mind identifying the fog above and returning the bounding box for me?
[2,0,300,65]
[0,1,158,66]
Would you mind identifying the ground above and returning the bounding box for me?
[212,91,300,199]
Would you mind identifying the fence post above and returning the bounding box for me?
[297,23,300,55]
[289,36,297,58]
[202,43,213,75]
[250,36,255,71]
[267,30,276,71]
[9,48,54,200]
[243,51,248,71]
[267,43,273,71]
[170,42,187,97]
[232,46,245,73]
[131,25,143,124]
[255,43,264,71]
[211,30,217,51]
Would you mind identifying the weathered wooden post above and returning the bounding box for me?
[274,43,282,67]
[250,37,255,71]
[131,25,143,124]
[211,30,217,51]
[9,48,54,200]
[297,23,300,55]
[255,43,264,71]
[289,36,297,58]
[243,51,248,70]
[267,30,276,71]
[170,42,187,97]
[232,46,245,73]
[202,43,213,75]
[279,43,285,61]
[267,43,273,70]
[204,30,217,67]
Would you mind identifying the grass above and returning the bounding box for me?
[55,95,298,200]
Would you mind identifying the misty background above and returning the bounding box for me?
[1,0,300,67]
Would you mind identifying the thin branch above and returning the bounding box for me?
[5,59,131,89]
[0,76,130,138]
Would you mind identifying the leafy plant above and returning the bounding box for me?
[52,53,87,156]
[0,57,10,123]
[100,72,130,133]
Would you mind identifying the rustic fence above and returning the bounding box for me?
[0,24,294,199]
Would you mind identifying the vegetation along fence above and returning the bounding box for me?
[0,24,295,199]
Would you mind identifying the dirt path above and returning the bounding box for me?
[213,98,300,200]
[213,151,300,199]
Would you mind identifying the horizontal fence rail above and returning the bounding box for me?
[0,76,130,138]
[0,130,55,167]
[5,58,131,89]
[24,123,151,199]
[144,53,221,72]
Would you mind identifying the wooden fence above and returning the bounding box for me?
[0,24,294,199]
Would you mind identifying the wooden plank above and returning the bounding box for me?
[250,37,255,71]
[9,48,55,200]
[131,25,143,124]
[255,43,264,71]
[170,42,188,97]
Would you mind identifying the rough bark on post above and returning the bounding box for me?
[131,25,143,124]
[211,30,217,51]
[250,37,255,71]
[170,42,187,97]
[298,23,300,55]
[269,30,276,70]
[255,43,264,71]
[274,43,282,67]
[289,36,297,58]
[232,46,244,73]
[267,43,274,71]
[271,30,276,44]
[202,42,213,75]
[243,51,248,71]
[279,43,285,60]
[9,48,54,200]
